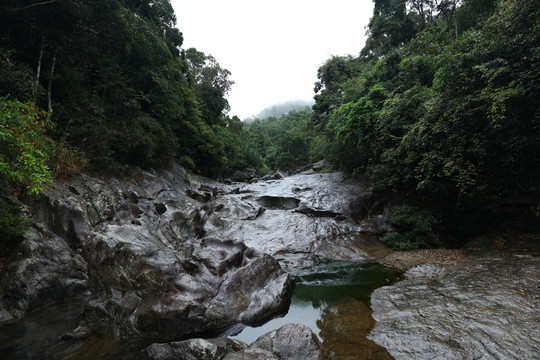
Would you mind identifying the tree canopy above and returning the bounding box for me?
[1,0,538,249]
[311,0,539,239]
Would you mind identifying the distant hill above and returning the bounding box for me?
[247,100,314,121]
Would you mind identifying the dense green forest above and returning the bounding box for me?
[309,0,540,243]
[1,0,539,250]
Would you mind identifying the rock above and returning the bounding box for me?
[1,163,392,350]
[143,338,246,360]
[260,170,287,181]
[0,226,89,321]
[403,263,446,279]
[0,164,293,342]
[200,172,391,269]
[225,323,328,360]
[142,324,327,360]
[82,234,293,339]
[370,256,540,359]
[186,189,212,203]
[257,195,300,210]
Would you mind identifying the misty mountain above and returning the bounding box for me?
[248,100,314,120]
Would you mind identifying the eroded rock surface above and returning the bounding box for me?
[0,226,89,322]
[199,171,391,269]
[370,255,540,359]
[1,165,293,340]
[143,324,328,360]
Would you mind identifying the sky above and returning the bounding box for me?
[170,0,374,119]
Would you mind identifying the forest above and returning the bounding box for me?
[1,0,539,250]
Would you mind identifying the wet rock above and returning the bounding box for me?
[154,202,167,215]
[141,325,327,359]
[403,263,446,279]
[186,189,212,203]
[143,338,245,360]
[225,323,328,360]
[370,256,540,359]
[0,227,89,321]
[261,170,288,180]
[201,172,390,269]
[82,233,293,339]
[257,196,300,210]
[0,164,293,341]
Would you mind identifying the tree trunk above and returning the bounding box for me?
[46,47,57,122]
[35,34,44,86]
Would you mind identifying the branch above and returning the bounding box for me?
[13,0,56,11]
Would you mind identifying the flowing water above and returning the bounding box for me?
[0,261,398,359]
[227,261,400,359]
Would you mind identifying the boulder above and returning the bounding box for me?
[142,324,328,360]
[143,337,246,360]
[225,323,328,360]
[0,226,89,321]
[1,164,293,342]
[370,256,540,359]
[82,234,293,339]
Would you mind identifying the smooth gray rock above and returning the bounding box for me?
[0,226,89,321]
[1,164,388,344]
[143,324,328,360]
[237,324,328,360]
[81,233,293,339]
[199,172,391,269]
[370,256,540,360]
[2,165,293,340]
[143,337,246,360]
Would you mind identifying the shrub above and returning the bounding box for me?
[49,138,87,181]
[0,198,29,256]
[0,98,53,195]
[382,204,441,250]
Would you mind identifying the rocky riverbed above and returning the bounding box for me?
[0,163,538,359]
[370,218,540,360]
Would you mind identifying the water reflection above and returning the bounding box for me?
[0,297,151,360]
[229,261,398,359]
[0,262,397,359]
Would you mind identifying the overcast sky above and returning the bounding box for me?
[171,0,374,119]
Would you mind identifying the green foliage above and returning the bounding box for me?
[382,205,442,250]
[241,109,318,173]
[0,198,30,257]
[0,0,238,178]
[313,0,540,236]
[0,98,53,195]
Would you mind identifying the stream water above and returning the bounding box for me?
[0,261,398,359]
[226,261,399,359]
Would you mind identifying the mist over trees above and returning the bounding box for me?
[250,100,314,120]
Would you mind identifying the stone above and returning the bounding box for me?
[225,323,328,360]
[370,256,540,359]
[143,337,246,360]
[0,226,89,321]
[403,263,446,279]
[141,324,327,360]
[199,172,391,269]
[0,164,293,341]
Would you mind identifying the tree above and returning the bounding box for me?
[362,0,417,58]
[185,48,234,126]
[0,98,52,196]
